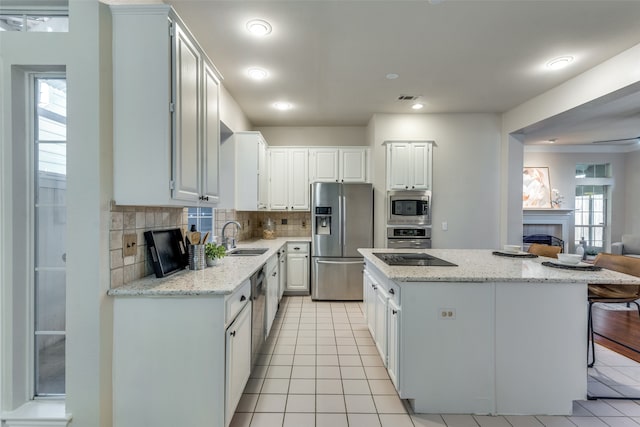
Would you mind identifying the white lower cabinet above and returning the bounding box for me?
[387,299,400,390]
[285,243,309,294]
[364,271,377,338]
[374,286,389,363]
[363,265,401,389]
[265,254,279,338]
[112,282,253,427]
[225,302,251,427]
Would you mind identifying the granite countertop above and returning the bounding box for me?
[108,237,311,297]
[359,248,640,284]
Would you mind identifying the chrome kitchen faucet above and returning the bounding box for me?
[221,221,242,250]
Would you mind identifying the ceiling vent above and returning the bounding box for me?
[397,95,419,101]
[591,136,639,145]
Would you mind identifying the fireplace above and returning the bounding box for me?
[522,209,573,252]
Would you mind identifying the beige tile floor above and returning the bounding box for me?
[230,296,640,427]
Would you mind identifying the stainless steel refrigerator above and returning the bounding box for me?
[311,182,373,300]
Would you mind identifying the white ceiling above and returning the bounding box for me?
[165,0,640,144]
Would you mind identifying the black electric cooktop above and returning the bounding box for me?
[374,252,458,267]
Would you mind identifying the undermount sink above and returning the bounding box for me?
[227,248,269,256]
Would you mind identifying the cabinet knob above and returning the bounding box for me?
[372,284,377,290]
[230,331,236,337]
[392,310,398,315]
[405,186,409,189]
[272,272,277,277]
[240,295,246,302]
[389,289,395,295]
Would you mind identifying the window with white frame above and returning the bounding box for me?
[33,75,67,396]
[187,207,215,242]
[574,163,611,256]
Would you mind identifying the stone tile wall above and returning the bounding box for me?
[110,202,187,288]
[214,209,311,243]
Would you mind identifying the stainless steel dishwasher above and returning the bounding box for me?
[250,267,266,367]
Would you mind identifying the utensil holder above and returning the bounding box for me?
[188,244,206,270]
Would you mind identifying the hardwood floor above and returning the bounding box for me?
[592,303,640,363]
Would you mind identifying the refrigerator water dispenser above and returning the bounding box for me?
[315,215,331,235]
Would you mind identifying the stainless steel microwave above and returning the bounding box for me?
[387,190,431,225]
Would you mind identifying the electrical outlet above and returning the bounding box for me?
[123,233,137,257]
[282,218,288,225]
[438,308,456,319]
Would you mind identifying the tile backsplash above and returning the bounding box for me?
[110,204,311,288]
[214,209,311,242]
[109,202,187,289]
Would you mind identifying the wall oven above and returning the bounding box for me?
[387,226,432,249]
[387,190,431,225]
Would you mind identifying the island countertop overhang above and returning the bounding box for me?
[358,248,640,284]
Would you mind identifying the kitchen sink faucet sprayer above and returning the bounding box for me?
[221,221,242,250]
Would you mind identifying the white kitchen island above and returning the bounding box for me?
[358,249,640,416]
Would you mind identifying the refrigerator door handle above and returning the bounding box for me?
[316,260,364,265]
[341,194,346,249]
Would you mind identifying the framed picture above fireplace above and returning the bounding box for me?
[523,167,552,209]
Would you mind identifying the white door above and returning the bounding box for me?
[265,265,278,338]
[286,254,309,291]
[201,62,219,203]
[269,149,289,210]
[257,139,268,209]
[225,302,251,427]
[387,143,411,190]
[410,142,431,190]
[310,148,339,182]
[340,149,367,183]
[387,299,400,390]
[375,287,389,365]
[173,25,201,202]
[364,272,377,339]
[289,148,309,210]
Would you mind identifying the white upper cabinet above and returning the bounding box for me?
[202,63,220,202]
[220,131,269,211]
[269,148,309,211]
[173,24,201,203]
[386,141,433,191]
[111,5,221,206]
[309,147,369,183]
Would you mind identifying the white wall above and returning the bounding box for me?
[625,150,640,235]
[0,1,113,425]
[367,113,502,249]
[220,84,252,133]
[523,149,628,250]
[255,126,366,147]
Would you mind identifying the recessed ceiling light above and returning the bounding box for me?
[246,19,272,36]
[273,102,292,111]
[412,103,424,110]
[546,56,573,70]
[247,67,269,80]
[385,73,399,80]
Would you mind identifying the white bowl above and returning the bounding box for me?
[503,245,521,253]
[557,253,582,265]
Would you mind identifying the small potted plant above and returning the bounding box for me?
[205,242,226,267]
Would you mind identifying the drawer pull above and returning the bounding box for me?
[389,289,395,295]
[230,330,236,337]
[240,295,246,302]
